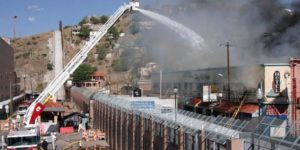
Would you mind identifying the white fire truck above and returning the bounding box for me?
[5,1,139,149]
[7,128,40,150]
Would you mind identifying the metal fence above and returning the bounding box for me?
[72,87,300,150]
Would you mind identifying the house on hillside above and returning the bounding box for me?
[75,71,106,91]
[71,25,81,36]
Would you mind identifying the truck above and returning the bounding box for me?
[5,0,139,149]
[7,128,40,150]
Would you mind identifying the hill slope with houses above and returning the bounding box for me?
[11,13,154,94]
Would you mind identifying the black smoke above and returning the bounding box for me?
[137,0,300,70]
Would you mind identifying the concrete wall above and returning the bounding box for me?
[0,38,17,102]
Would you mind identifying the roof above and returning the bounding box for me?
[8,128,38,137]
[45,100,63,107]
[19,101,32,107]
[262,63,289,66]
[44,100,64,112]
[239,104,258,114]
[62,112,88,120]
[91,71,105,77]
[0,93,25,108]
[213,102,236,113]
[266,105,288,115]
[189,98,202,106]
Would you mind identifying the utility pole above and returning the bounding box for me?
[221,42,232,101]
[59,20,64,67]
[9,80,13,116]
[13,16,17,39]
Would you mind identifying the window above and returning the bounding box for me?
[273,71,281,93]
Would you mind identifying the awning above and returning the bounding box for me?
[0,93,24,109]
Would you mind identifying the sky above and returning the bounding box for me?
[0,0,155,37]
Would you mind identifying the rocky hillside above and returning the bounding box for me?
[11,13,145,93]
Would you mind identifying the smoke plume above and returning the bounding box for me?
[137,0,300,70]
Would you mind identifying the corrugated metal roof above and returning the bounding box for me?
[239,104,258,114]
[213,101,236,113]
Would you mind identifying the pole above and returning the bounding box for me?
[226,42,231,101]
[23,75,26,92]
[175,93,177,122]
[258,102,261,117]
[160,69,162,99]
[10,80,13,116]
[13,16,17,39]
[30,75,33,93]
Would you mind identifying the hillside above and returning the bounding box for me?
[11,13,145,93]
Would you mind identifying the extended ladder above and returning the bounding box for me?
[226,95,247,128]
[24,2,139,125]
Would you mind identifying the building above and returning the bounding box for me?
[151,63,296,121]
[136,62,157,95]
[290,58,300,134]
[0,38,18,102]
[151,65,262,99]
[75,71,106,92]
[71,25,81,36]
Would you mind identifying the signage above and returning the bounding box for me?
[203,85,219,102]
[131,101,155,109]
[161,106,173,114]
[133,88,142,97]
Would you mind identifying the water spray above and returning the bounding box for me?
[136,8,206,50]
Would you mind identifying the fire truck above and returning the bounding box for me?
[5,1,139,149]
[7,128,40,150]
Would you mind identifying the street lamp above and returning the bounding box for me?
[173,87,178,122]
[215,73,224,103]
[5,105,9,119]
[256,88,263,117]
[22,74,26,92]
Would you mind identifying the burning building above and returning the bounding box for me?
[150,61,299,122]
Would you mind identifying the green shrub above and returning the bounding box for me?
[79,17,88,26]
[72,64,97,82]
[78,26,91,39]
[108,26,119,41]
[100,16,108,24]
[90,16,102,24]
[47,63,53,70]
[112,59,129,72]
[97,46,109,60]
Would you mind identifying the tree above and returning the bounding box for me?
[47,63,53,70]
[100,16,108,24]
[79,17,88,26]
[78,26,91,39]
[97,46,109,60]
[90,16,101,24]
[112,59,129,72]
[108,26,119,41]
[72,64,97,82]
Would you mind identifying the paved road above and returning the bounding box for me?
[49,131,109,150]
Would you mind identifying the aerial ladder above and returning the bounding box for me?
[226,94,247,128]
[23,1,140,125]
